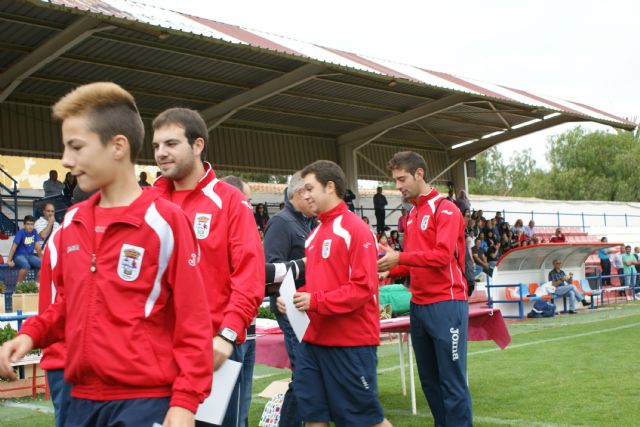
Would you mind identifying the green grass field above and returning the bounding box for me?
[2,303,639,426]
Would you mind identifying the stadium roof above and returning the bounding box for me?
[0,0,636,183]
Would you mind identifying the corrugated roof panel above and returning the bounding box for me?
[232,109,356,135]
[358,143,451,182]
[0,20,53,47]
[259,95,390,123]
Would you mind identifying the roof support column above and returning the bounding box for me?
[449,159,468,197]
[338,143,359,207]
[0,16,109,103]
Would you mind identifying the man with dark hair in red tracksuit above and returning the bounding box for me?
[288,160,392,427]
[152,108,265,427]
[378,151,472,427]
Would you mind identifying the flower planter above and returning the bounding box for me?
[12,293,39,312]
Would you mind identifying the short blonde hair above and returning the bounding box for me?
[53,82,144,162]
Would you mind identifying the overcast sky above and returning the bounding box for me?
[144,0,639,169]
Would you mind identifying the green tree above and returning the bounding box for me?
[468,147,509,195]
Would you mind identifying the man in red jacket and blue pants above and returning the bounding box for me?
[152,108,265,427]
[287,160,392,427]
[0,82,214,426]
[378,151,472,427]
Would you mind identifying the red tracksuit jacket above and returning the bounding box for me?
[390,188,468,304]
[38,227,65,372]
[303,202,380,346]
[154,163,264,343]
[20,188,213,413]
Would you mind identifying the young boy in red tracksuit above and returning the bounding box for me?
[0,82,213,427]
[152,108,265,427]
[289,160,392,427]
[378,151,472,427]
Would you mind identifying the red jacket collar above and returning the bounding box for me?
[412,187,440,207]
[71,186,160,228]
[154,162,217,197]
[317,201,349,223]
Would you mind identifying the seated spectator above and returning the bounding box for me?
[476,209,486,222]
[621,245,637,289]
[62,172,76,205]
[524,219,536,237]
[472,238,492,277]
[513,228,528,247]
[485,230,498,246]
[6,215,43,284]
[389,230,402,252]
[511,219,524,235]
[549,228,566,243]
[455,190,470,213]
[138,171,151,187]
[34,202,59,244]
[489,218,500,237]
[531,235,541,245]
[500,234,513,253]
[477,232,489,252]
[494,211,504,226]
[498,221,510,238]
[548,259,590,313]
[42,170,64,198]
[254,203,270,231]
[486,240,501,268]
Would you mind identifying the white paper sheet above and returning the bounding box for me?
[279,269,310,342]
[195,359,242,425]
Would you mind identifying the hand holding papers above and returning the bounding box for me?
[195,359,242,425]
[279,269,310,342]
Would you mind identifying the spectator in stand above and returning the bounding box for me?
[513,228,528,247]
[373,186,388,234]
[34,202,59,244]
[498,221,510,238]
[389,230,402,252]
[494,211,504,226]
[43,170,64,198]
[254,203,270,231]
[549,228,566,243]
[62,172,76,205]
[548,260,591,313]
[455,190,471,213]
[524,219,536,238]
[531,235,541,244]
[597,237,613,286]
[512,219,524,235]
[500,234,512,253]
[468,218,479,239]
[71,184,95,205]
[611,245,625,291]
[621,245,637,290]
[488,218,500,238]
[634,246,640,292]
[476,209,486,222]
[137,171,150,187]
[485,230,498,246]
[397,208,408,243]
[486,240,501,268]
[7,215,42,284]
[343,188,356,212]
[472,238,491,277]
[477,232,489,252]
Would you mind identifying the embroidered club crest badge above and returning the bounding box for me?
[194,213,212,240]
[118,244,145,281]
[322,239,332,259]
[421,215,430,231]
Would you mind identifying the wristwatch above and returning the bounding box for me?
[218,327,238,345]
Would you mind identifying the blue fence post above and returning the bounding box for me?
[531,210,534,222]
[17,309,24,330]
[603,213,607,227]
[556,211,560,227]
[581,212,585,232]
[625,213,628,227]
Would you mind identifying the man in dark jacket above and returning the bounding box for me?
[263,171,314,427]
[373,186,388,234]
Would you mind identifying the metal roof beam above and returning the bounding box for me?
[451,115,576,159]
[337,93,470,147]
[201,64,327,130]
[0,16,110,103]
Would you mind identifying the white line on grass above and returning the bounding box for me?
[0,401,54,414]
[377,321,640,375]
[468,321,640,356]
[386,409,585,426]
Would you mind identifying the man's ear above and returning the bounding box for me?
[110,134,129,161]
[325,180,336,195]
[415,167,425,181]
[192,137,205,158]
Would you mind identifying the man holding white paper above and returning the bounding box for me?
[288,160,392,427]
